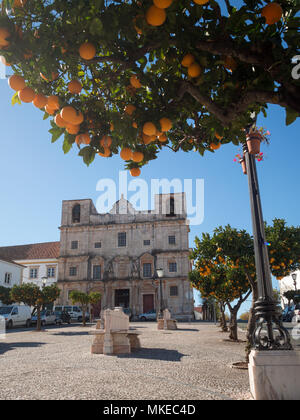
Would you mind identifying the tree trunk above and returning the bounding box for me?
[82,305,87,326]
[220,303,228,332]
[228,309,238,341]
[36,306,41,332]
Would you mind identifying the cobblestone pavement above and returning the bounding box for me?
[0,322,252,400]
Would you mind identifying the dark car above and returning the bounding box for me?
[282,306,295,322]
[54,310,71,325]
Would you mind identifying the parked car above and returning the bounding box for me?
[282,305,295,322]
[0,305,32,329]
[31,310,56,326]
[120,307,133,321]
[54,305,89,322]
[54,310,71,325]
[138,310,157,321]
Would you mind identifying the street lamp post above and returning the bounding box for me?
[41,276,47,289]
[292,273,297,291]
[156,268,164,319]
[243,141,292,351]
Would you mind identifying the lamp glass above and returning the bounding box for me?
[156,268,164,278]
[292,273,297,281]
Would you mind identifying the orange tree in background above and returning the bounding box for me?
[189,221,300,354]
[189,227,252,343]
[0,0,299,173]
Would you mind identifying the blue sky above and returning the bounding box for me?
[0,67,299,314]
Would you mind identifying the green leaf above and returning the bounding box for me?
[78,146,96,166]
[49,127,64,143]
[11,91,21,106]
[285,108,299,126]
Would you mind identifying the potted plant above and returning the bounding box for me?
[234,152,264,174]
[246,126,270,155]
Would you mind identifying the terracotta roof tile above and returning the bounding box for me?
[0,242,60,261]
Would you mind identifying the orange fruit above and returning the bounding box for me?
[61,106,84,125]
[120,148,133,161]
[132,122,138,129]
[160,117,172,132]
[224,56,237,72]
[143,122,157,136]
[44,105,56,115]
[13,0,26,8]
[193,0,209,4]
[210,142,221,150]
[79,42,96,60]
[18,87,35,103]
[32,94,47,109]
[130,168,141,177]
[181,54,195,67]
[130,75,142,89]
[133,16,143,35]
[142,133,156,144]
[75,133,90,145]
[158,133,168,142]
[153,0,173,8]
[68,80,82,94]
[261,3,283,25]
[98,147,111,157]
[23,50,33,60]
[132,151,144,163]
[54,113,67,128]
[47,95,60,110]
[188,63,202,78]
[100,135,112,148]
[125,104,136,116]
[215,133,223,140]
[146,5,166,26]
[8,74,26,91]
[66,124,80,135]
[110,123,114,132]
[0,28,10,47]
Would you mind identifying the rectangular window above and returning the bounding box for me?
[93,265,101,280]
[95,242,102,249]
[69,267,77,277]
[47,267,56,278]
[170,286,178,296]
[168,236,176,245]
[143,263,152,278]
[169,262,177,273]
[71,241,78,250]
[4,273,11,284]
[29,268,38,279]
[118,232,127,247]
[143,240,151,246]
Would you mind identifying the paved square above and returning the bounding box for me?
[0,322,251,400]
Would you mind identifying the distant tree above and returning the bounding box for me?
[0,286,14,305]
[283,290,296,307]
[265,219,300,280]
[69,291,101,326]
[240,312,250,321]
[10,283,60,331]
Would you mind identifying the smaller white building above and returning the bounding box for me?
[279,270,300,307]
[0,257,24,305]
[0,242,60,289]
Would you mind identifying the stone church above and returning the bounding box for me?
[57,193,194,321]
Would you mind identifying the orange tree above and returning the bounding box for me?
[10,283,60,330]
[0,0,299,173]
[265,218,300,281]
[189,227,252,342]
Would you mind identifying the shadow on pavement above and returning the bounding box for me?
[117,348,187,362]
[51,331,90,337]
[0,341,46,355]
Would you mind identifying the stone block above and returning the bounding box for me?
[249,349,300,400]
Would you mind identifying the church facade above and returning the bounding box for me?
[57,193,194,321]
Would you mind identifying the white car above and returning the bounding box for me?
[31,310,56,326]
[0,305,32,329]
